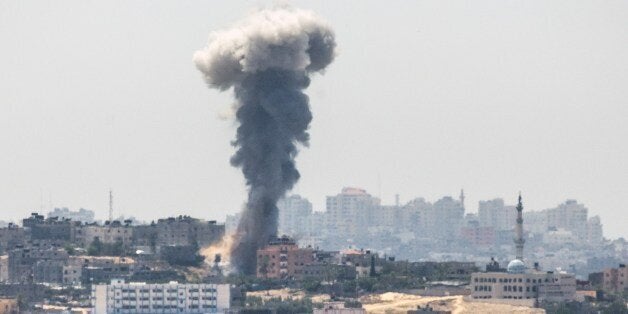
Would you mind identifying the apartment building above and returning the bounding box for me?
[91,279,230,313]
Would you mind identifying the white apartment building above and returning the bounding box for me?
[92,279,230,314]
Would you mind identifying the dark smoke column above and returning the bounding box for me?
[194,8,336,274]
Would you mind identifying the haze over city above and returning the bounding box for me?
[1,0,626,242]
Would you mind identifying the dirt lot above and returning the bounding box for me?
[360,292,545,314]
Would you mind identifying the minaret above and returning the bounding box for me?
[514,192,525,261]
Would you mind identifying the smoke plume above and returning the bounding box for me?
[194,7,336,274]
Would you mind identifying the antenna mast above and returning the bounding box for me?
[109,189,113,222]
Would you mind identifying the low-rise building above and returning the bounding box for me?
[0,225,26,254]
[75,256,135,284]
[8,246,69,283]
[91,279,230,314]
[471,264,576,302]
[76,223,133,247]
[602,264,627,294]
[0,298,18,314]
[256,236,314,279]
[132,216,224,252]
[23,213,78,242]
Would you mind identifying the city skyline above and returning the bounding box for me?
[2,0,627,239]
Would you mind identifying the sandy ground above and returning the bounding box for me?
[360,292,545,314]
[245,289,544,313]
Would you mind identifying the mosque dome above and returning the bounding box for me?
[507,259,526,273]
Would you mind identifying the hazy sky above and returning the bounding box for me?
[1,1,626,238]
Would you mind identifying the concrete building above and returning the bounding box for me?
[478,198,516,231]
[586,216,604,245]
[76,256,135,284]
[151,216,223,248]
[76,223,134,247]
[461,225,495,248]
[404,197,433,237]
[278,195,313,238]
[8,246,69,283]
[471,269,577,302]
[0,224,26,254]
[326,187,380,238]
[47,207,95,224]
[341,249,383,278]
[91,279,230,314]
[602,264,627,294]
[545,200,588,241]
[22,213,77,242]
[0,298,18,314]
[256,236,314,279]
[431,196,465,242]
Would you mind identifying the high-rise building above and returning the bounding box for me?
[278,195,313,237]
[403,197,432,237]
[432,196,465,241]
[545,200,588,240]
[325,187,380,238]
[586,216,604,245]
[478,199,517,231]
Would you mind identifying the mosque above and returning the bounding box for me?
[470,194,577,303]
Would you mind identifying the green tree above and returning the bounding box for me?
[87,237,103,256]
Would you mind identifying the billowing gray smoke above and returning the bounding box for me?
[194,7,336,274]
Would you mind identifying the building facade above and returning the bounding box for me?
[602,264,627,294]
[478,198,517,231]
[256,236,314,279]
[471,270,576,302]
[326,187,380,238]
[47,207,95,224]
[278,195,313,238]
[91,279,230,314]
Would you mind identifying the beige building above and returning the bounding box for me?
[75,224,133,247]
[256,236,314,279]
[603,264,627,294]
[0,298,18,314]
[471,267,576,302]
[326,187,380,238]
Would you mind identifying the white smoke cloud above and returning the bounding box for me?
[193,7,336,90]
